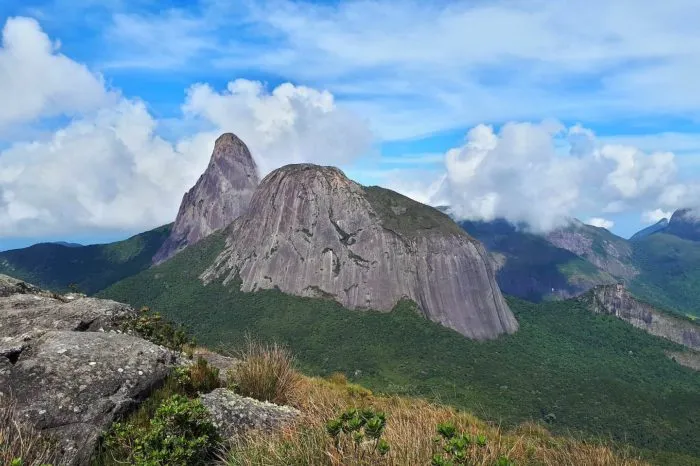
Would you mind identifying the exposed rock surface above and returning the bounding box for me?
[579,283,700,351]
[204,164,518,340]
[666,208,700,242]
[666,350,700,371]
[546,220,638,279]
[0,275,177,464]
[199,388,299,438]
[153,133,260,264]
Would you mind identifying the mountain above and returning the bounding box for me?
[459,219,616,301]
[50,241,84,248]
[545,219,638,279]
[152,133,259,265]
[665,208,700,242]
[630,218,669,241]
[0,224,171,294]
[202,163,517,339]
[99,235,700,463]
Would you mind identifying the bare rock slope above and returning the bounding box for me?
[153,133,260,264]
[579,283,700,352]
[204,164,518,340]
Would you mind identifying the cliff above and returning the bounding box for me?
[153,133,259,264]
[203,164,518,340]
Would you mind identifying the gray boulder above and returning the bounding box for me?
[199,388,299,439]
[0,277,178,464]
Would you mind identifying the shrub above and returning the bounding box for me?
[118,306,193,351]
[328,371,348,385]
[431,422,503,466]
[326,407,390,461]
[104,394,219,465]
[0,396,59,465]
[174,357,221,396]
[227,337,300,405]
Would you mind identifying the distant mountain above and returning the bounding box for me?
[459,219,615,301]
[153,133,259,264]
[666,208,700,242]
[630,218,669,241]
[0,224,171,294]
[50,241,84,248]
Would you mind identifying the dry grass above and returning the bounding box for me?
[223,375,649,466]
[227,337,301,405]
[0,395,61,466]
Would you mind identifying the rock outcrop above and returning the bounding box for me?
[579,283,700,352]
[546,220,638,279]
[203,164,518,340]
[0,275,177,464]
[153,133,260,264]
[666,208,700,242]
[199,388,299,438]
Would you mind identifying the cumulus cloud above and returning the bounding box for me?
[587,217,615,229]
[0,18,372,238]
[182,79,373,177]
[432,122,698,232]
[642,209,673,224]
[0,17,110,130]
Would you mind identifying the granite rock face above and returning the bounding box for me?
[204,164,518,340]
[546,220,638,279]
[580,283,700,351]
[199,388,299,439]
[153,133,260,264]
[0,276,177,465]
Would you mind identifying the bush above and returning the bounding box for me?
[326,407,390,462]
[431,422,506,466]
[174,356,221,396]
[104,394,219,465]
[0,396,59,465]
[118,306,193,352]
[227,337,300,405]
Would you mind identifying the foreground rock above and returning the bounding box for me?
[199,388,299,438]
[579,284,700,369]
[0,276,177,464]
[153,133,260,264]
[204,164,517,340]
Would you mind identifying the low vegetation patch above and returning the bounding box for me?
[227,337,300,405]
[0,396,60,466]
[118,306,194,352]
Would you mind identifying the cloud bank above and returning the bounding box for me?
[0,17,372,237]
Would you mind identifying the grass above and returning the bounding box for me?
[99,232,700,464]
[0,223,171,294]
[0,396,60,466]
[227,337,301,405]
[223,374,648,466]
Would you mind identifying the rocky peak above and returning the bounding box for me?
[666,208,700,242]
[153,132,260,264]
[203,163,518,340]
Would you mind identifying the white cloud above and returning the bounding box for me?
[587,217,615,229]
[430,121,699,232]
[182,79,373,177]
[642,209,672,224]
[0,18,372,237]
[0,17,111,130]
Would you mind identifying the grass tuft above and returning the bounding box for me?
[0,396,60,465]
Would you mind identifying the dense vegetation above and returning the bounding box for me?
[459,219,615,301]
[630,233,700,318]
[0,224,171,294]
[101,233,700,464]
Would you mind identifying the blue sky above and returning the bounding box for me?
[0,0,699,250]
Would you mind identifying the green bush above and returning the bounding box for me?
[104,394,219,465]
[174,356,221,396]
[431,422,499,466]
[118,306,193,351]
[326,407,390,461]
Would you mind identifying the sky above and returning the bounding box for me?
[1,0,700,250]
